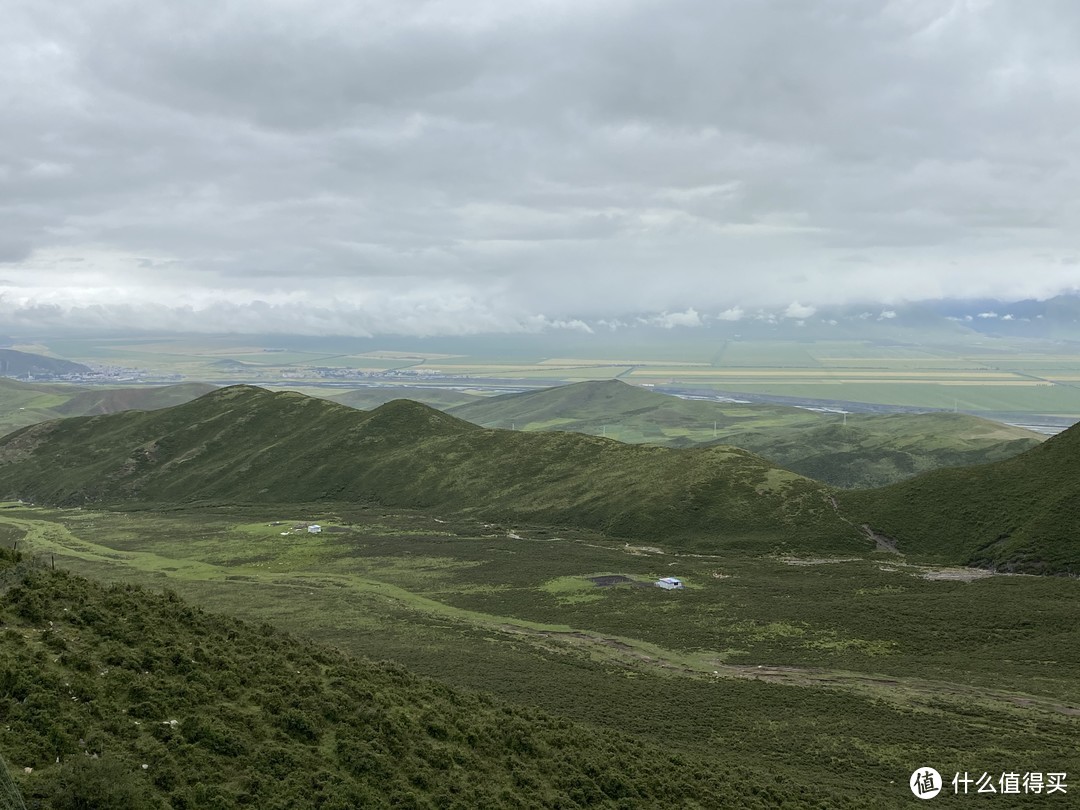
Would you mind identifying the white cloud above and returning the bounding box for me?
[716,306,744,321]
[643,308,703,329]
[783,302,816,319]
[878,310,897,320]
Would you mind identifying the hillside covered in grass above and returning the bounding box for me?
[842,422,1080,574]
[0,386,858,552]
[0,379,216,436]
[325,386,482,411]
[52,383,217,417]
[446,380,1042,487]
[448,379,819,442]
[726,411,1042,488]
[0,550,833,809]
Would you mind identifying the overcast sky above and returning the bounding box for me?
[4,0,1080,336]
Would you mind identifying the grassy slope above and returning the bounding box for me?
[841,422,1080,574]
[448,380,1042,487]
[0,386,858,552]
[0,551,822,809]
[0,379,218,437]
[449,379,817,437]
[727,412,1042,488]
[325,387,482,410]
[53,383,218,416]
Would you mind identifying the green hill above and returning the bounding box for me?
[448,380,1042,487]
[841,422,1080,574]
[725,412,1042,488]
[448,379,818,438]
[0,386,858,552]
[0,378,85,435]
[53,383,218,416]
[0,550,819,809]
[0,380,217,437]
[325,386,482,410]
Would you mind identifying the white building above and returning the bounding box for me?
[656,577,684,590]
[307,524,322,534]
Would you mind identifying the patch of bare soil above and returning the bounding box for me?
[916,567,994,582]
[861,524,899,553]
[780,556,862,566]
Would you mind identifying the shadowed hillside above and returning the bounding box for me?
[448,380,1042,487]
[0,349,90,377]
[0,550,827,808]
[0,386,859,552]
[842,423,1080,574]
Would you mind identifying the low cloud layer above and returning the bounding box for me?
[4,1,1080,335]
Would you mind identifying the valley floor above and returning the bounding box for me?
[3,503,1077,806]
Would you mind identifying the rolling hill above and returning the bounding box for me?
[52,382,217,416]
[447,380,1043,487]
[841,422,1080,574]
[448,378,819,438]
[325,386,482,411]
[0,386,859,552]
[723,411,1042,488]
[0,379,216,436]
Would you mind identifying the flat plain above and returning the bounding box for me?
[34,335,1080,419]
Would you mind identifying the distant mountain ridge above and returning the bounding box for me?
[0,349,90,377]
[447,380,1042,488]
[0,386,858,552]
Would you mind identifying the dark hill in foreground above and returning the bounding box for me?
[446,380,1042,488]
[842,422,1080,574]
[0,386,858,552]
[0,550,829,808]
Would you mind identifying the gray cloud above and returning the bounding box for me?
[3,0,1080,334]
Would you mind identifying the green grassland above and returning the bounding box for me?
[1,504,1076,807]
